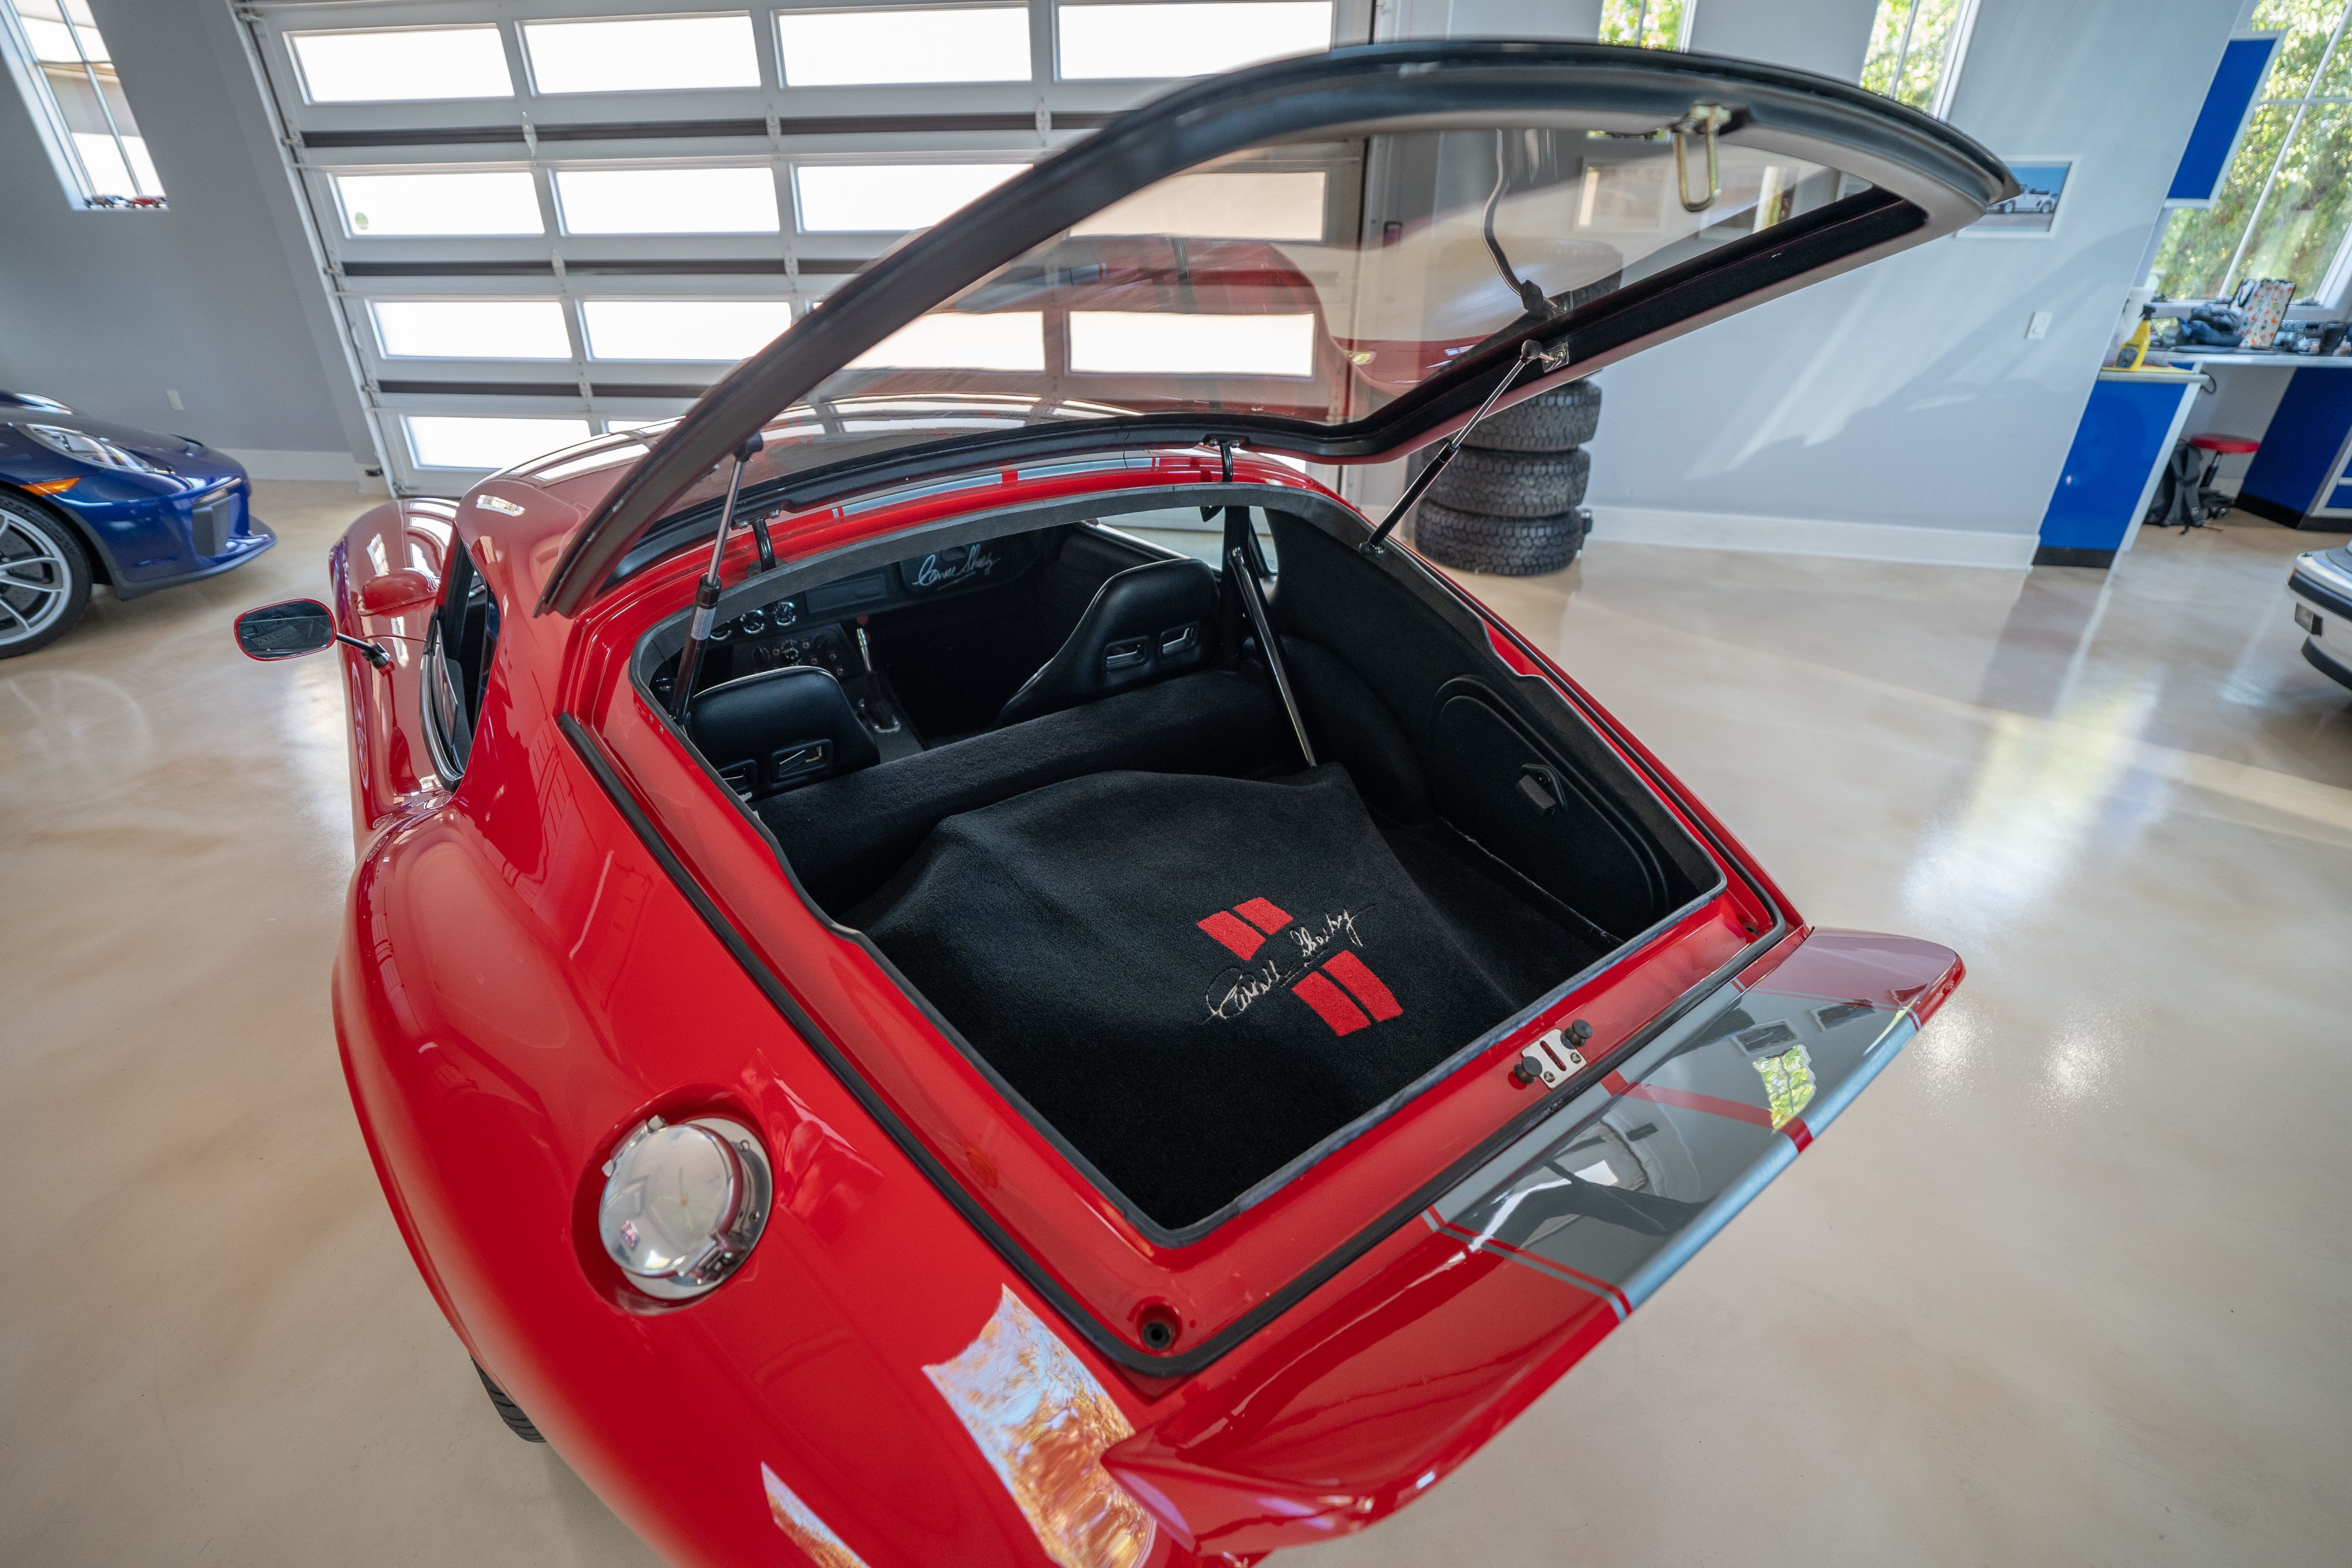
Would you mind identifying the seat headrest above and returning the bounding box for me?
[688,664,880,800]
[996,557,1217,727]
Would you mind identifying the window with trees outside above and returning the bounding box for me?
[1858,0,1979,118]
[0,0,162,208]
[1598,0,1691,52]
[2153,0,2352,303]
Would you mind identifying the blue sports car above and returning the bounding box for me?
[0,390,274,657]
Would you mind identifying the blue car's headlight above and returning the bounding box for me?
[19,423,171,474]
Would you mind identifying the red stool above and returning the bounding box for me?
[2187,433,2260,520]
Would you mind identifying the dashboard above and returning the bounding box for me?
[654,526,1057,709]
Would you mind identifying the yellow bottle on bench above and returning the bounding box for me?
[2114,316,2156,371]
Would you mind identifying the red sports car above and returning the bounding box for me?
[238,43,2002,1568]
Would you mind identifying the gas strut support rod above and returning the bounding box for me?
[1230,546,1316,769]
[1359,338,1566,557]
[669,430,764,721]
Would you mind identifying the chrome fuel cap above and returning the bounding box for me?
[598,1115,772,1300]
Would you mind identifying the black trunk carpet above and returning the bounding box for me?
[851,765,1563,1231]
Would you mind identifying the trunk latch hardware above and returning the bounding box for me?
[1672,104,1734,213]
[1513,1019,1594,1088]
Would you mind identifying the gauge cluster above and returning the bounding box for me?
[706,596,801,644]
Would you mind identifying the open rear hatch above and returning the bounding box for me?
[556,34,2001,1436]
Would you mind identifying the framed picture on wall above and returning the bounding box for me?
[1963,158,2073,237]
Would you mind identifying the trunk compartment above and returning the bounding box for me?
[616,474,1742,1360]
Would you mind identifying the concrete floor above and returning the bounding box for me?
[3,481,2348,1565]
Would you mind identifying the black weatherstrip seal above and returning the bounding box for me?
[559,603,1786,1378]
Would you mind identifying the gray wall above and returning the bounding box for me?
[0,0,371,470]
[1689,0,1879,80]
[1579,0,2244,546]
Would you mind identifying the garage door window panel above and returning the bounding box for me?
[287,25,514,103]
[793,162,1027,233]
[372,300,574,360]
[334,170,544,237]
[555,166,781,235]
[405,416,593,473]
[582,299,796,361]
[775,5,1033,85]
[520,14,763,95]
[1054,1,1332,81]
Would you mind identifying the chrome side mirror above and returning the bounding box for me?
[235,599,336,660]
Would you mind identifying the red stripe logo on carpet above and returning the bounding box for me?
[1197,909,1265,961]
[1234,897,1292,935]
[1321,948,1402,1021]
[1291,970,1371,1035]
[1197,897,1405,1036]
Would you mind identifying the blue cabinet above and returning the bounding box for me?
[2239,367,2352,529]
[2039,373,2201,565]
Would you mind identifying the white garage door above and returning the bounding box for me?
[235,0,1371,493]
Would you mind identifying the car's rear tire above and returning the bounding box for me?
[1462,382,1602,453]
[0,493,93,659]
[1425,447,1591,517]
[475,1362,547,1442]
[1412,501,1589,576]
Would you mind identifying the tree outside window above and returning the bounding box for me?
[2153,0,2352,302]
[0,0,163,209]
[1598,0,1692,52]
[1858,0,1980,118]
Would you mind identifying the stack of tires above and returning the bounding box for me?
[1412,381,1599,576]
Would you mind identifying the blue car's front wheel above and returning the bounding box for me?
[0,494,91,658]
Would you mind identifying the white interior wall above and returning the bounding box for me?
[0,0,376,481]
[1572,0,2244,565]
[1687,0,1880,80]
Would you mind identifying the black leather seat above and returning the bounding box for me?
[689,665,880,801]
[995,558,1216,727]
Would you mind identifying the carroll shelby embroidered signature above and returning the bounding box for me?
[1195,897,1405,1035]
[1205,909,1363,1021]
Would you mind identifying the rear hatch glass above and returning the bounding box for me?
[539,41,2009,613]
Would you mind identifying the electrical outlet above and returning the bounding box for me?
[165,388,184,410]
[2025,311,2053,341]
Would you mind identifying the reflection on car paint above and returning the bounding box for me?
[1752,1044,1817,1131]
[772,1081,884,1242]
[760,1462,873,1568]
[1426,979,1917,1319]
[923,1287,1156,1568]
